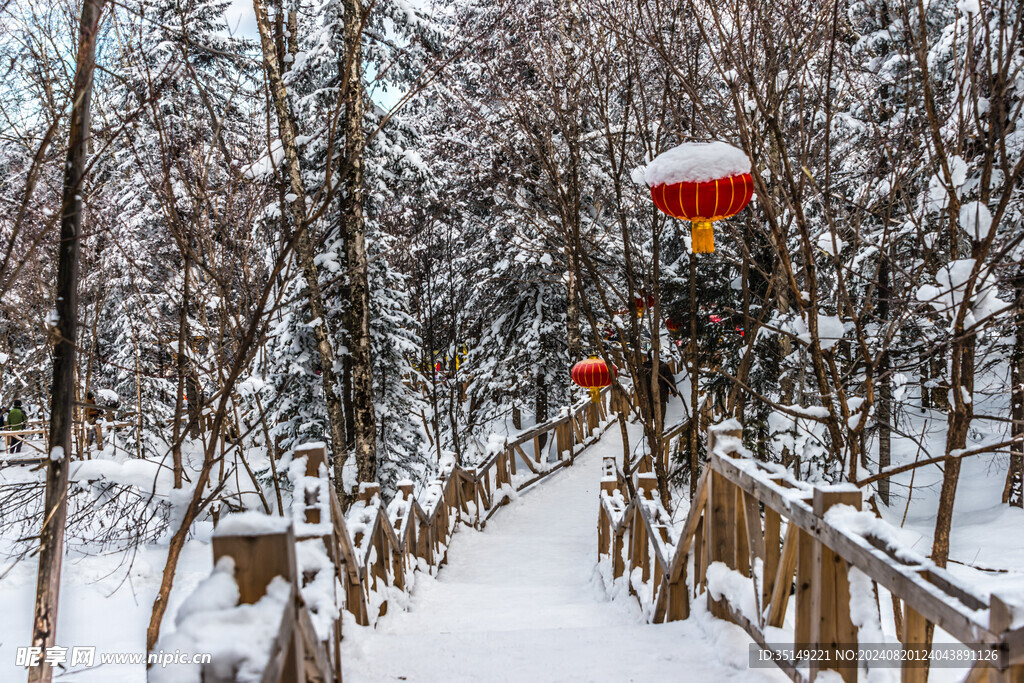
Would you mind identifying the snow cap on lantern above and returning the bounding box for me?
[571,355,617,403]
[645,141,753,254]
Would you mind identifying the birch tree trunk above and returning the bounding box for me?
[29,1,103,680]
[341,0,377,484]
[252,0,350,493]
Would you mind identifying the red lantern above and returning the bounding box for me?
[665,318,680,334]
[571,356,617,403]
[635,294,655,310]
[645,142,754,254]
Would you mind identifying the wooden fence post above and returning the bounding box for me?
[705,468,736,620]
[901,606,929,683]
[809,487,861,683]
[706,424,743,621]
[599,457,617,560]
[295,443,328,527]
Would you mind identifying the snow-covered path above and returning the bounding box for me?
[342,424,786,682]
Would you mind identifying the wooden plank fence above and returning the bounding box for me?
[599,420,1024,682]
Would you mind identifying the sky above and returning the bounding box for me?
[225,0,258,40]
[222,0,404,110]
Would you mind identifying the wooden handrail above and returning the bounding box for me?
[598,421,1024,681]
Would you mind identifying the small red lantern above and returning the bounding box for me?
[635,294,655,310]
[571,356,617,403]
[645,142,754,254]
[665,318,680,334]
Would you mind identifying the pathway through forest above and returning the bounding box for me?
[341,421,786,682]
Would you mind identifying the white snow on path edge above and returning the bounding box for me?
[341,422,786,682]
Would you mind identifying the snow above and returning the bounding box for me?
[97,389,120,404]
[644,141,751,186]
[214,511,292,537]
[49,446,64,462]
[71,457,176,493]
[789,311,845,350]
[817,231,846,256]
[960,201,993,241]
[174,556,240,623]
[957,0,980,13]
[342,423,785,682]
[151,574,292,683]
[707,561,759,623]
[916,259,1007,328]
[0,532,215,682]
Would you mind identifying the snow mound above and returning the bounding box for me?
[644,142,751,186]
[960,201,993,241]
[151,572,292,683]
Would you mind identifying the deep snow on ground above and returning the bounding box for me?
[342,415,786,683]
[0,533,213,681]
[878,372,1024,604]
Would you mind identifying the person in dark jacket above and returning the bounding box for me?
[7,399,26,453]
[640,354,679,424]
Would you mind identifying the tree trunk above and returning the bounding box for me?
[252,0,349,494]
[932,334,975,568]
[877,252,892,505]
[29,1,102,680]
[688,252,700,499]
[341,0,377,484]
[566,254,582,359]
[1005,268,1024,506]
[172,254,189,488]
[930,351,949,411]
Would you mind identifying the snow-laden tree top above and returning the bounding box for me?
[644,141,751,186]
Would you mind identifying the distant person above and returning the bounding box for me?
[7,399,26,453]
[640,354,679,424]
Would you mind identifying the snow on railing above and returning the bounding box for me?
[599,420,1024,682]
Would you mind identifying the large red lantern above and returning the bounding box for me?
[645,141,754,254]
[571,356,617,403]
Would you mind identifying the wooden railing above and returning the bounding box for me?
[1,420,134,460]
[170,383,632,681]
[599,420,1024,682]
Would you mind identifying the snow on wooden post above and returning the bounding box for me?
[809,487,861,683]
[212,515,296,605]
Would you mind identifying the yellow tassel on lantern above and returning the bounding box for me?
[589,386,601,403]
[691,221,715,253]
